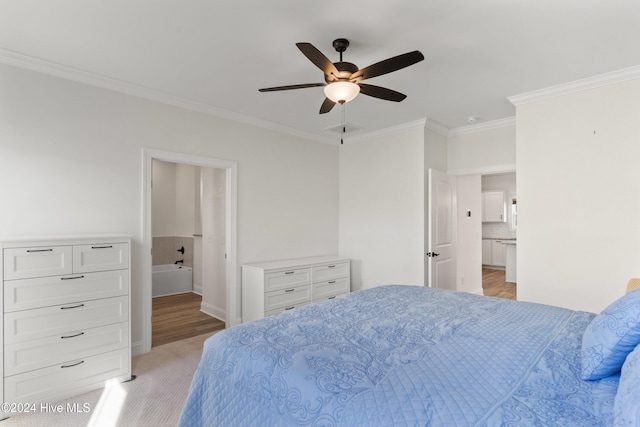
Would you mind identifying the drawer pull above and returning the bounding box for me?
[284,289,295,293]
[61,360,85,369]
[91,245,113,249]
[60,275,85,280]
[26,248,53,253]
[328,280,336,284]
[61,303,85,310]
[328,296,336,300]
[284,306,295,311]
[61,332,85,339]
[328,265,336,268]
[284,271,295,275]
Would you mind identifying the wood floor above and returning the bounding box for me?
[482,268,517,300]
[152,292,225,347]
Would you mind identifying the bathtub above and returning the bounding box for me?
[152,264,193,297]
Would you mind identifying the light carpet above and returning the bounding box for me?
[3,332,218,427]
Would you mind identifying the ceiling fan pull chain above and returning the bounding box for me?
[341,103,346,145]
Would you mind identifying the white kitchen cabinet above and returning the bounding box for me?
[491,240,506,267]
[482,240,492,265]
[482,239,508,267]
[242,256,350,322]
[482,191,506,222]
[0,235,131,410]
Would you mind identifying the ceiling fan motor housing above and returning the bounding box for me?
[325,61,359,82]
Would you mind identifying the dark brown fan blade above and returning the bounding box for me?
[351,51,424,81]
[358,83,407,102]
[259,83,326,92]
[296,43,340,80]
[319,98,336,114]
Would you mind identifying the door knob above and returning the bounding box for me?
[426,252,440,257]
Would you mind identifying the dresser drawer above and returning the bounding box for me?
[73,243,129,273]
[265,302,310,317]
[4,269,129,312]
[312,262,349,283]
[4,348,129,404]
[5,322,128,376]
[313,277,350,300]
[313,293,349,303]
[3,246,73,280]
[264,285,311,312]
[4,296,128,344]
[264,268,311,292]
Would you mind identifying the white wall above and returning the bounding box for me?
[339,128,425,290]
[152,160,198,237]
[456,174,482,294]
[174,163,197,237]
[0,63,340,353]
[152,160,177,236]
[448,123,516,175]
[338,120,512,294]
[201,167,226,321]
[516,77,640,313]
[424,127,448,171]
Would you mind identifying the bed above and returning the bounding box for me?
[178,285,640,426]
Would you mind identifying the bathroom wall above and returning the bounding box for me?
[152,236,194,267]
[152,160,196,267]
[200,167,227,320]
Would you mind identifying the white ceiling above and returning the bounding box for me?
[2,1,640,143]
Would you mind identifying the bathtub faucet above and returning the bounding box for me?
[175,260,184,264]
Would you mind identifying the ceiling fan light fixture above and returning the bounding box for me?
[323,81,360,103]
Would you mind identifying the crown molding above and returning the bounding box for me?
[425,118,450,136]
[0,48,337,145]
[344,117,451,144]
[344,118,428,144]
[448,116,516,136]
[508,64,640,106]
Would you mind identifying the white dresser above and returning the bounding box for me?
[0,235,131,409]
[242,256,350,323]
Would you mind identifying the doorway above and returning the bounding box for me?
[141,148,238,355]
[150,159,227,346]
[481,172,516,299]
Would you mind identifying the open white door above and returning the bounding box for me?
[426,169,457,290]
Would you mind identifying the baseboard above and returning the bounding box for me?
[482,265,505,271]
[200,301,226,322]
[131,340,146,357]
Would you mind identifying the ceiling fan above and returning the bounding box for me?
[259,38,424,114]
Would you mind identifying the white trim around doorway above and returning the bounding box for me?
[139,148,238,356]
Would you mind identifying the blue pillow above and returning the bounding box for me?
[581,289,640,380]
[614,344,640,426]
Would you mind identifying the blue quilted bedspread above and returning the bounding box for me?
[178,285,619,426]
